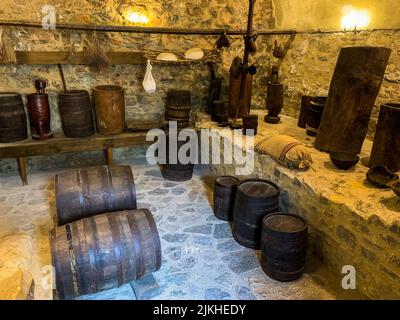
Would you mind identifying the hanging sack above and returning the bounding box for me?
[143,59,156,93]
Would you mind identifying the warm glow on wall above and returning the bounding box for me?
[341,5,371,30]
[125,11,149,25]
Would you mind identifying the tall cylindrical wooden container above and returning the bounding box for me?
[315,46,391,154]
[213,176,240,221]
[59,90,95,138]
[0,93,28,143]
[27,79,53,140]
[93,85,125,135]
[165,90,191,129]
[297,95,312,129]
[51,209,162,300]
[369,103,400,172]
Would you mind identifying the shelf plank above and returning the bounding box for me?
[7,51,146,65]
[0,131,152,158]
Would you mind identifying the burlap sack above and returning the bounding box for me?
[255,134,313,171]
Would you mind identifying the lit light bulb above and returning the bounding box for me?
[341,5,371,30]
[126,11,149,25]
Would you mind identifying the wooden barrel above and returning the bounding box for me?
[0,93,28,143]
[261,213,308,282]
[213,176,240,221]
[55,165,137,226]
[207,78,222,114]
[211,100,228,123]
[165,90,191,129]
[93,85,125,135]
[315,47,391,154]
[59,90,95,138]
[51,209,162,299]
[232,179,280,249]
[161,130,195,182]
[297,95,312,129]
[306,96,326,137]
[369,103,400,172]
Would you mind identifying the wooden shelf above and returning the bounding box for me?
[0,131,153,185]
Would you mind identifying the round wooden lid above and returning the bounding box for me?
[238,179,279,198]
[216,176,239,187]
[264,213,306,233]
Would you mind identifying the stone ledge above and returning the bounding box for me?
[195,110,400,299]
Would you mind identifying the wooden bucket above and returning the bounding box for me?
[0,93,28,143]
[165,90,191,129]
[233,179,280,249]
[93,85,125,135]
[55,165,137,226]
[213,176,240,221]
[50,209,162,299]
[59,90,95,138]
[261,213,308,282]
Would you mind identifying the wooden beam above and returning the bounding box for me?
[17,157,28,186]
[11,51,145,65]
[0,132,151,159]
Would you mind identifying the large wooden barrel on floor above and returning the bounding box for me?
[161,130,195,182]
[55,165,137,226]
[59,90,95,138]
[0,93,28,143]
[369,103,400,172]
[232,179,280,249]
[93,85,125,135]
[165,90,191,129]
[315,46,391,154]
[213,176,240,221]
[51,209,162,300]
[261,213,308,282]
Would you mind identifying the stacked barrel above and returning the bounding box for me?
[212,176,308,282]
[51,165,162,299]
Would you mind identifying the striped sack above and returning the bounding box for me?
[255,134,313,171]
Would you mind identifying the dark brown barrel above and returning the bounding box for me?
[211,100,228,123]
[306,96,327,137]
[0,93,28,143]
[265,82,284,124]
[161,130,195,182]
[261,213,308,282]
[165,90,191,129]
[207,78,222,114]
[55,165,137,226]
[59,90,95,138]
[369,103,400,172]
[243,114,258,135]
[315,47,392,154]
[213,176,240,221]
[93,85,125,135]
[297,95,312,129]
[50,209,162,300]
[232,179,280,249]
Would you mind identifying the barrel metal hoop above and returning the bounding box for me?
[106,166,117,211]
[71,221,88,296]
[127,212,145,278]
[83,217,99,293]
[76,170,86,219]
[80,169,90,218]
[107,213,125,286]
[125,167,137,209]
[101,166,112,212]
[65,224,79,298]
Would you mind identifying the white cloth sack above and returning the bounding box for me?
[143,60,156,93]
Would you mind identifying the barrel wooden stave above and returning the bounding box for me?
[261,213,308,282]
[0,93,28,143]
[55,165,137,226]
[59,90,95,138]
[51,209,162,299]
[93,85,125,135]
[232,179,280,249]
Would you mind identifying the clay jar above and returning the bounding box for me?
[27,79,53,140]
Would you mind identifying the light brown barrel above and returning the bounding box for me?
[315,46,391,154]
[93,85,125,135]
[50,209,162,300]
[0,93,28,143]
[55,165,137,226]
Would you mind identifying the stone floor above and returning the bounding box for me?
[0,160,365,300]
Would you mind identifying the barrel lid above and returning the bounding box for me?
[216,176,240,187]
[238,179,279,198]
[263,213,307,233]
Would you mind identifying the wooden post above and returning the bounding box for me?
[315,47,391,155]
[105,148,113,166]
[17,157,28,186]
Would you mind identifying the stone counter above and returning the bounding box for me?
[195,110,400,299]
